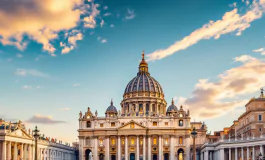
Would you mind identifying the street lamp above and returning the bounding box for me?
[33,126,40,160]
[191,127,197,160]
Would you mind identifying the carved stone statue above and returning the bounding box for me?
[187,110,190,116]
[89,152,93,160]
[79,111,82,119]
[95,110,98,117]
[118,110,121,116]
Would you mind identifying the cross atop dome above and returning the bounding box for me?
[138,51,149,75]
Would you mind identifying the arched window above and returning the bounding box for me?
[139,104,143,111]
[146,104,149,112]
[122,138,125,145]
[153,122,157,126]
[111,138,115,145]
[165,138,169,145]
[87,121,91,128]
[179,137,183,145]
[153,137,157,145]
[179,120,183,126]
[131,137,135,145]
[99,139,103,145]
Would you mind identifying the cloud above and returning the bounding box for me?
[22,85,43,89]
[16,53,23,58]
[15,69,49,77]
[73,84,80,87]
[233,55,256,62]
[146,0,264,61]
[253,47,265,55]
[83,4,100,28]
[0,0,84,53]
[101,39,107,43]
[100,20,105,27]
[60,108,71,111]
[110,24,115,28]
[103,6,108,10]
[26,115,66,124]
[177,56,265,119]
[103,13,111,17]
[60,30,83,54]
[125,9,135,20]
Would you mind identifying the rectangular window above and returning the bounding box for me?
[100,123,104,127]
[179,120,183,126]
[165,122,168,126]
[259,115,262,121]
[153,122,157,126]
[111,122,115,127]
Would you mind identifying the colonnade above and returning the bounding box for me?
[201,144,265,160]
[82,135,190,160]
[1,140,75,160]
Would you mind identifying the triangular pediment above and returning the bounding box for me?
[118,120,146,130]
[8,128,33,139]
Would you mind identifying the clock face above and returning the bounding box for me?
[87,115,90,119]
[179,114,183,117]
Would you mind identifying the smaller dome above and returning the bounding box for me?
[167,98,178,112]
[106,100,117,113]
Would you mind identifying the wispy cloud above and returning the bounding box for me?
[101,39,107,43]
[110,24,115,28]
[253,47,265,55]
[103,12,111,17]
[60,30,83,54]
[22,85,42,89]
[73,84,80,87]
[100,20,105,27]
[16,53,23,58]
[146,0,264,61]
[15,69,49,77]
[26,115,66,124]
[60,108,71,111]
[125,9,135,20]
[233,55,256,62]
[103,6,108,10]
[177,55,265,119]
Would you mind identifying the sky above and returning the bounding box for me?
[1,0,265,144]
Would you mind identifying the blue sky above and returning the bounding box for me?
[1,0,265,143]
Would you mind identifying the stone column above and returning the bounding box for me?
[21,143,24,159]
[118,136,121,160]
[7,141,12,160]
[220,148,224,160]
[210,151,212,160]
[79,137,83,160]
[247,147,249,160]
[204,150,208,160]
[2,140,6,160]
[148,136,151,160]
[252,146,255,160]
[159,136,162,160]
[229,148,231,160]
[125,136,128,160]
[106,137,110,160]
[136,136,139,160]
[201,152,203,160]
[235,147,238,160]
[14,142,18,160]
[185,137,190,160]
[143,136,146,160]
[170,136,174,160]
[241,147,244,160]
[95,137,98,160]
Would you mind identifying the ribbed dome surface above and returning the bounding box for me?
[124,72,163,94]
[167,99,178,112]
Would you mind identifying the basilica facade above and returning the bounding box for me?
[78,52,208,160]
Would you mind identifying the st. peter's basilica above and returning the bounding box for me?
[78,52,208,160]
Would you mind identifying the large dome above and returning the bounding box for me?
[124,52,163,95]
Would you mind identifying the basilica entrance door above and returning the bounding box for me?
[130,153,135,160]
[111,155,116,160]
[152,154,157,160]
[99,153,104,160]
[164,153,169,160]
[85,149,91,160]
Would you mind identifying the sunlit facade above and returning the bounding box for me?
[78,52,207,160]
